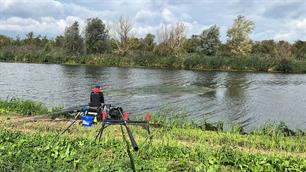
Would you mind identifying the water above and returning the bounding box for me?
[1,62,306,131]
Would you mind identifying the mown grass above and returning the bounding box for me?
[0,99,305,171]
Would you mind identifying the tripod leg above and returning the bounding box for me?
[61,113,80,134]
[95,122,106,141]
[146,123,151,135]
[120,125,136,172]
[98,122,107,141]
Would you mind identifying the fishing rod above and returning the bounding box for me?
[50,104,87,119]
[60,112,82,134]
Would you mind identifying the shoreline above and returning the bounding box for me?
[1,57,305,74]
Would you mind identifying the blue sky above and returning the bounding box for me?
[0,0,305,42]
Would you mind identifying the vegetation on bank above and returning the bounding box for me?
[0,98,62,117]
[0,99,305,171]
[0,15,305,73]
[0,98,49,116]
[1,51,306,73]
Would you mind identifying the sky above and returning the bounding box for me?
[0,0,305,42]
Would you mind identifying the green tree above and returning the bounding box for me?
[85,18,109,54]
[275,41,292,59]
[227,15,255,56]
[292,40,306,60]
[63,21,83,54]
[183,35,200,53]
[198,25,221,55]
[24,32,34,45]
[252,40,277,57]
[142,33,155,51]
[33,35,42,46]
[41,36,49,46]
[54,35,64,47]
[0,35,12,47]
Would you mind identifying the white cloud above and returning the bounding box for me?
[161,8,177,24]
[273,32,295,41]
[0,0,115,20]
[0,0,305,41]
[135,10,159,25]
[0,16,84,35]
[296,19,306,30]
[133,25,159,38]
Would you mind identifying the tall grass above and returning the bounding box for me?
[0,98,49,116]
[1,49,306,73]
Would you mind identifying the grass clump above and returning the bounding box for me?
[0,98,49,116]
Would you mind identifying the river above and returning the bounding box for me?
[0,62,305,131]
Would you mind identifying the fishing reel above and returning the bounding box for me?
[80,103,123,122]
[102,104,124,120]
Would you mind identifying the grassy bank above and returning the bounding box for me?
[1,50,306,73]
[0,98,50,116]
[0,99,305,171]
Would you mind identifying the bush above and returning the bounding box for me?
[276,59,292,73]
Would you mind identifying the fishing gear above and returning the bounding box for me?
[61,112,81,134]
[95,105,150,151]
[59,103,151,151]
[58,103,151,172]
[50,104,87,119]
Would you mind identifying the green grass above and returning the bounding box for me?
[0,125,305,172]
[0,98,50,116]
[0,99,305,171]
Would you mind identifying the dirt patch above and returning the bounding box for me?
[1,115,80,133]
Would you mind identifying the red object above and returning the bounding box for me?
[92,87,102,93]
[124,112,128,121]
[145,112,150,122]
[102,111,106,120]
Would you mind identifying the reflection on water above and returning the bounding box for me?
[0,62,306,131]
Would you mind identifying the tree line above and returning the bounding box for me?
[0,15,305,59]
[0,15,305,72]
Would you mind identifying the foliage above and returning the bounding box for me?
[54,35,64,47]
[184,35,200,53]
[0,98,49,116]
[292,40,306,60]
[275,41,292,59]
[0,15,306,73]
[0,34,12,47]
[155,22,187,56]
[275,58,292,73]
[141,33,155,51]
[227,15,255,56]
[114,16,136,55]
[0,99,305,171]
[85,18,110,54]
[63,21,83,54]
[197,25,221,55]
[252,40,277,57]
